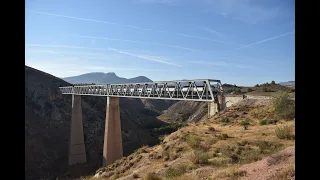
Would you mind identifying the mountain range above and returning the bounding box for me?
[63,72,152,84]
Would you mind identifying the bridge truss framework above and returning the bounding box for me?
[59,79,223,102]
[59,79,224,167]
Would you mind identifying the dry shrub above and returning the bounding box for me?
[186,134,201,148]
[165,164,187,178]
[213,167,247,179]
[272,92,295,120]
[275,125,294,140]
[209,157,232,166]
[145,172,162,180]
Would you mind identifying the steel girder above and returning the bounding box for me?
[59,79,223,102]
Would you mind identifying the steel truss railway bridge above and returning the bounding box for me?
[59,79,226,167]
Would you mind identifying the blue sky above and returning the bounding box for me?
[25,0,295,86]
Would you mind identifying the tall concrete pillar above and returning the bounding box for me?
[103,97,123,167]
[69,95,86,165]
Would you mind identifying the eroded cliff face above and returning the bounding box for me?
[25,66,170,180]
[158,101,208,123]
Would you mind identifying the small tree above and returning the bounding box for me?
[271,80,276,84]
[254,84,260,87]
[241,121,250,130]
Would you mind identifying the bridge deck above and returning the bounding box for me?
[59,79,223,102]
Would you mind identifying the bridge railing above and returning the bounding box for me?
[59,79,223,102]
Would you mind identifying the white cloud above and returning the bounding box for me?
[234,31,294,50]
[107,48,182,67]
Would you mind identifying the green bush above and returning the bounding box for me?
[260,120,277,125]
[240,121,250,129]
[154,123,186,134]
[240,121,250,126]
[272,92,295,119]
[260,120,268,125]
[221,117,230,123]
[247,88,253,92]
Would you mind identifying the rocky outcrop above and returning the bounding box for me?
[158,101,207,123]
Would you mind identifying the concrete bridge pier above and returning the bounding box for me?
[69,95,87,165]
[207,102,218,118]
[207,95,226,118]
[103,97,123,167]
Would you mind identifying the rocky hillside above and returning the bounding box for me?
[25,66,174,180]
[87,98,295,180]
[158,101,207,123]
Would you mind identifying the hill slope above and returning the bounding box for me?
[25,66,172,180]
[89,98,295,180]
[62,72,152,84]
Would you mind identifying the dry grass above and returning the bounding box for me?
[171,173,198,180]
[213,166,247,180]
[165,164,188,179]
[188,150,210,164]
[132,173,139,178]
[145,172,162,180]
[267,152,292,166]
[209,156,233,166]
[275,125,294,140]
[268,166,295,180]
[185,134,201,148]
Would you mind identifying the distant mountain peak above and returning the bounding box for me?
[106,72,116,76]
[63,72,152,84]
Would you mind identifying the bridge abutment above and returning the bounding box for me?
[103,97,123,167]
[207,95,227,118]
[207,102,218,118]
[69,95,87,165]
